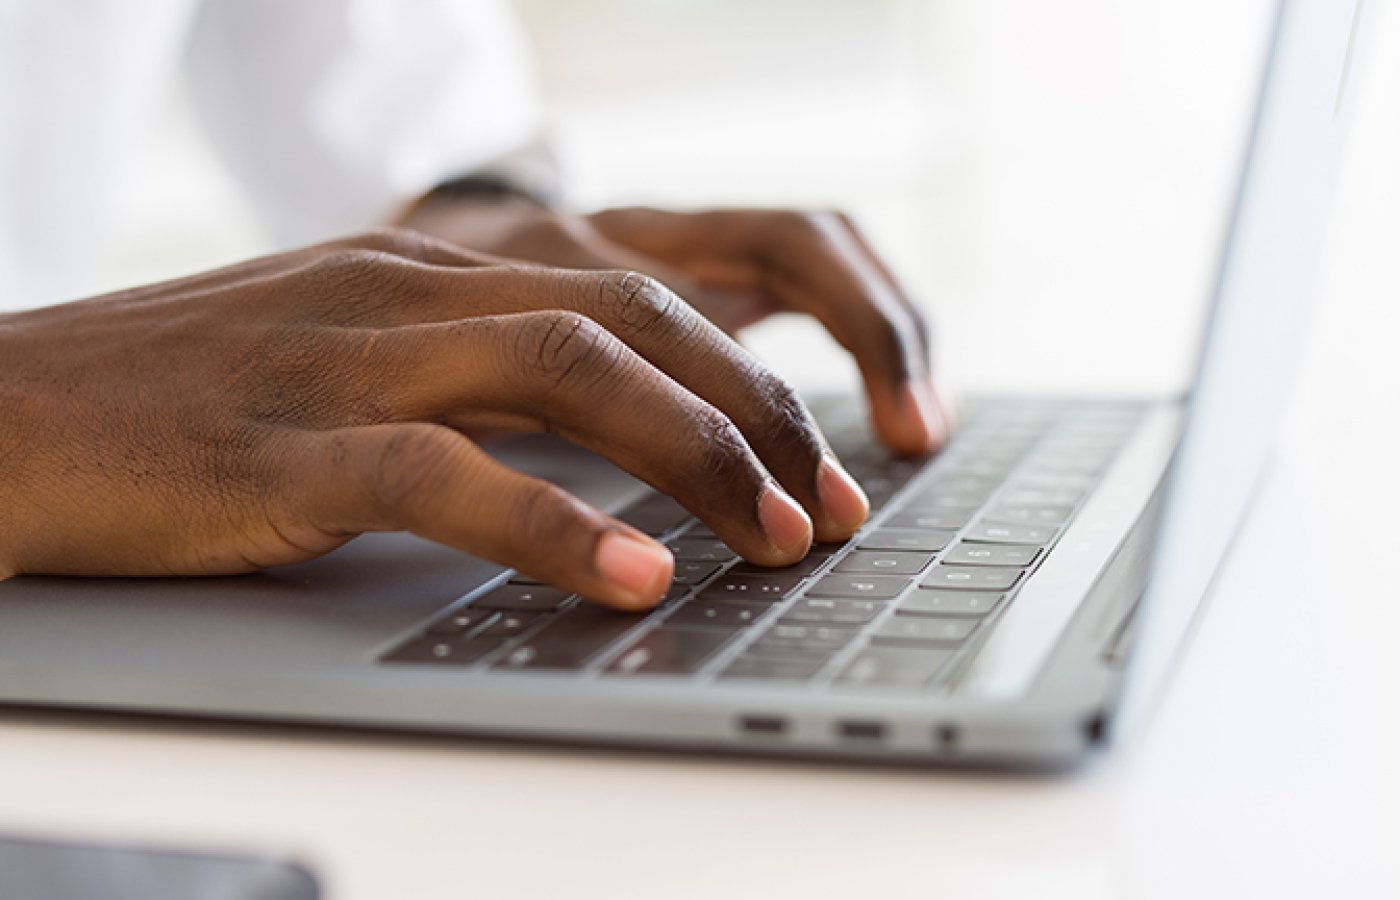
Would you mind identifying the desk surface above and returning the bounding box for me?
[3,7,1398,900]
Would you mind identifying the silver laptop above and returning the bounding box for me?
[0,0,1367,768]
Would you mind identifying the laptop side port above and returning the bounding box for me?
[837,720,886,742]
[738,714,787,737]
[1082,712,1109,746]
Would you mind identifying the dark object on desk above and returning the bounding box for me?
[0,834,319,900]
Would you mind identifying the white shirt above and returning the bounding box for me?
[0,0,545,311]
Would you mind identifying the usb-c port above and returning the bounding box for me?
[838,720,886,741]
[739,715,787,736]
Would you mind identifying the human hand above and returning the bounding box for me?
[399,199,951,457]
[0,230,868,609]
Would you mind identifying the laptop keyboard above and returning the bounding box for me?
[380,400,1145,690]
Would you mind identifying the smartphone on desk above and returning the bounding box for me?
[0,833,319,900]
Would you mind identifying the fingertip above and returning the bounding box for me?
[815,454,869,540]
[594,529,674,609]
[916,378,951,451]
[757,483,814,563]
[867,381,937,458]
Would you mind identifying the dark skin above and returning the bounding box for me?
[400,199,950,456]
[0,205,950,610]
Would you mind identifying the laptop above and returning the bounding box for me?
[0,0,1368,768]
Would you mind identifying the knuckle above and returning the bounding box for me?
[367,425,459,518]
[692,408,756,487]
[596,270,678,339]
[355,226,429,258]
[775,209,833,243]
[303,248,424,300]
[756,374,824,460]
[758,210,837,270]
[513,310,619,390]
[507,481,582,548]
[864,310,915,380]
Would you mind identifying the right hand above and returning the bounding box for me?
[0,229,870,610]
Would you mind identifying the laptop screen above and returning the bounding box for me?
[1118,0,1369,728]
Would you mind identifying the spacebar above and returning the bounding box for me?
[494,607,648,671]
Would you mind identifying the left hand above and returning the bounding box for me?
[399,198,951,458]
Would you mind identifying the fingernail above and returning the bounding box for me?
[596,531,673,605]
[758,483,813,556]
[817,454,869,532]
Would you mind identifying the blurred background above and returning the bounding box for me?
[101,0,1283,399]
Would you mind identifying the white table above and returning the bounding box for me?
[3,5,1397,899]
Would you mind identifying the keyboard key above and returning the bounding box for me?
[857,528,955,553]
[728,553,832,578]
[921,565,1023,591]
[1012,473,1096,491]
[902,491,987,512]
[806,574,911,600]
[607,628,734,675]
[699,573,804,602]
[748,623,859,658]
[617,494,691,536]
[858,478,899,509]
[779,596,883,625]
[473,585,572,612]
[1042,430,1124,447]
[661,584,692,605]
[664,537,736,562]
[477,611,541,638]
[982,504,1074,527]
[494,606,647,671]
[898,590,1004,617]
[837,646,955,688]
[666,600,772,631]
[850,455,924,486]
[672,561,720,585]
[885,510,972,530]
[1021,453,1107,475]
[425,608,498,636]
[969,442,1035,463]
[938,458,1018,479]
[963,523,1058,546]
[832,550,934,576]
[923,472,999,492]
[1060,420,1134,437]
[383,634,499,666]
[942,542,1041,567]
[873,616,978,645]
[719,655,825,681]
[1003,488,1084,507]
